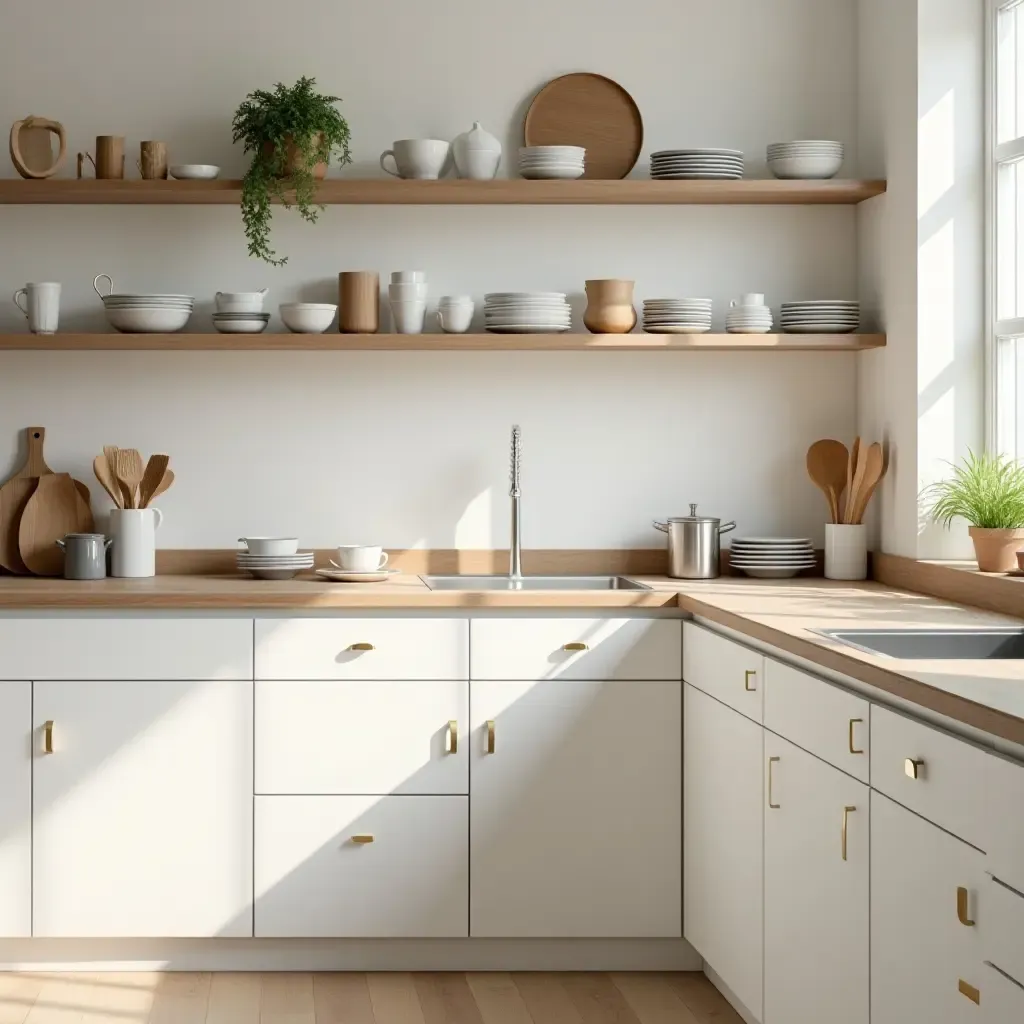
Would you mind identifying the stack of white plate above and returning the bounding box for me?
[767,141,844,180]
[780,300,860,334]
[725,303,773,334]
[102,293,194,334]
[212,312,270,334]
[730,537,816,579]
[518,146,585,180]
[642,298,713,334]
[237,550,314,581]
[484,292,572,333]
[649,149,744,180]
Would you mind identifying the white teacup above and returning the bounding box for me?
[216,289,268,314]
[437,299,474,333]
[332,545,389,572]
[238,536,298,556]
[737,292,766,307]
[380,140,450,180]
[391,300,427,334]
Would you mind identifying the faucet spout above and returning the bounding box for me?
[510,425,522,579]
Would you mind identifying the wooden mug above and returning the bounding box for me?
[339,271,380,333]
[77,135,125,179]
[136,141,167,180]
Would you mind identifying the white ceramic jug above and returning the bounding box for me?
[110,507,164,578]
[452,122,501,180]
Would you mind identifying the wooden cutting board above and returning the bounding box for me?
[0,426,52,573]
[19,473,93,576]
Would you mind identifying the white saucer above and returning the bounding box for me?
[316,568,403,583]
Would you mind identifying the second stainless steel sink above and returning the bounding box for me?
[421,575,650,591]
[818,628,1024,659]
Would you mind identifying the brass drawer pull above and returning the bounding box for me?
[957,886,976,927]
[744,669,757,692]
[349,642,375,651]
[905,757,925,779]
[563,642,588,651]
[351,834,374,844]
[486,719,495,754]
[848,718,864,754]
[447,720,458,754]
[958,979,980,1005]
[43,720,54,754]
[842,806,856,861]
[768,756,780,809]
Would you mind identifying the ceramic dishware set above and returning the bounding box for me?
[380,139,450,179]
[13,282,61,334]
[452,122,502,180]
[649,149,744,180]
[781,300,860,334]
[437,296,475,333]
[213,289,270,333]
[237,537,313,580]
[317,544,400,583]
[725,293,774,334]
[518,146,586,179]
[484,292,572,334]
[94,274,193,333]
[642,298,713,333]
[280,303,337,333]
[729,537,816,579]
[389,271,428,334]
[767,141,844,180]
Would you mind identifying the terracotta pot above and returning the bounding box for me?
[584,279,636,334]
[262,133,328,180]
[968,527,1024,572]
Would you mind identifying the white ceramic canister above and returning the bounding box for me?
[110,508,164,578]
[824,523,867,580]
[452,122,502,180]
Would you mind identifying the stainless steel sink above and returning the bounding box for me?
[421,575,650,591]
[818,628,1024,660]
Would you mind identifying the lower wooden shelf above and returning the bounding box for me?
[0,332,885,352]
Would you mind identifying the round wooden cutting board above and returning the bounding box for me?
[524,72,643,179]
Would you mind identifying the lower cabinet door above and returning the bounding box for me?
[254,795,468,937]
[764,732,869,1024]
[470,679,681,938]
[33,680,253,938]
[684,683,764,1021]
[0,681,30,937]
[872,792,985,1024]
[984,964,1024,1022]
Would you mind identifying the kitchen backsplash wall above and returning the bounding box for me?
[0,0,859,550]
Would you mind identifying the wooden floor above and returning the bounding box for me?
[0,972,743,1024]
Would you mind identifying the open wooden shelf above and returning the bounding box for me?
[0,333,886,351]
[0,178,886,206]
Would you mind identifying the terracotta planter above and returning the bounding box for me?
[262,133,328,180]
[968,527,1024,572]
[584,279,636,334]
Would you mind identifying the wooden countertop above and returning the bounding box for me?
[0,572,1021,746]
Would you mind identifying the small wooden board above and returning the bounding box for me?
[19,473,93,576]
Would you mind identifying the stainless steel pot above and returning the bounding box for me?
[653,504,737,579]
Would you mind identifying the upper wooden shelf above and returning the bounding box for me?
[0,178,887,206]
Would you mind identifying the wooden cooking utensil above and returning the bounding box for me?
[524,72,643,179]
[19,473,93,576]
[845,440,870,524]
[849,442,885,524]
[806,439,849,524]
[0,427,54,573]
[93,455,123,508]
[138,454,170,509]
[147,469,174,505]
[845,436,860,523]
[114,448,144,509]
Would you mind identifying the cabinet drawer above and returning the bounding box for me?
[683,622,763,722]
[764,659,869,781]
[984,963,1024,1021]
[985,751,1024,893]
[254,795,468,937]
[871,705,990,848]
[256,680,468,795]
[470,618,680,680]
[0,619,252,680]
[255,619,467,680]
[984,875,1024,987]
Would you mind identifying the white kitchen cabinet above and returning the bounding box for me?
[470,678,681,938]
[33,679,253,938]
[764,732,869,1024]
[683,683,764,1021]
[683,621,764,722]
[872,791,984,1024]
[983,964,1024,1022]
[0,681,30,937]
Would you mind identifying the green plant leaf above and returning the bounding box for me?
[922,449,1024,529]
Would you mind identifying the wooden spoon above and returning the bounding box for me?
[806,439,849,524]
[147,469,174,505]
[849,442,885,524]
[845,440,870,524]
[138,454,170,509]
[103,445,131,509]
[93,455,122,508]
[845,437,860,524]
[114,449,144,509]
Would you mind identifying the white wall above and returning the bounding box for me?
[0,0,860,550]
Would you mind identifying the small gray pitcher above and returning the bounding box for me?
[56,533,112,580]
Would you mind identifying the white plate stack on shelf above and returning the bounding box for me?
[518,146,585,179]
[642,298,713,334]
[767,141,844,180]
[484,292,572,333]
[780,300,860,334]
[725,293,774,334]
[729,537,817,579]
[237,549,314,580]
[212,312,270,334]
[649,149,744,180]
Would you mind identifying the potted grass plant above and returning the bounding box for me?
[232,76,352,265]
[924,449,1024,572]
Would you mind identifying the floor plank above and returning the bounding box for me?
[0,975,43,1024]
[412,974,483,1024]
[206,973,261,1024]
[148,973,210,1024]
[311,975,374,1024]
[559,975,641,1024]
[464,974,534,1024]
[259,975,314,1024]
[609,975,700,1024]
[512,975,582,1024]
[365,975,425,1024]
[22,972,158,1024]
[664,975,744,1024]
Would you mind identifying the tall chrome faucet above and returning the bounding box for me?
[509,424,522,579]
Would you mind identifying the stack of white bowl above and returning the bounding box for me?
[649,149,744,180]
[93,275,194,334]
[518,146,585,180]
[389,271,427,334]
[213,289,270,334]
[780,300,860,334]
[236,537,313,580]
[767,141,844,180]
[729,537,816,579]
[279,303,337,334]
[484,292,572,333]
[725,293,774,334]
[642,298,713,334]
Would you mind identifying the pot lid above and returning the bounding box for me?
[663,503,722,524]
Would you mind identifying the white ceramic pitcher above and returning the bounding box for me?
[110,508,164,578]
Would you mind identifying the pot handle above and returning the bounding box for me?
[652,520,669,533]
[718,521,737,535]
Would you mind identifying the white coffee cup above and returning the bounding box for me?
[391,299,427,334]
[388,282,428,301]
[332,545,389,572]
[391,271,425,284]
[380,140,450,180]
[215,288,268,313]
[738,292,766,306]
[13,282,61,334]
[437,299,474,333]
[110,508,164,578]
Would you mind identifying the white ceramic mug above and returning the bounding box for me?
[380,140,450,180]
[738,292,766,307]
[824,523,867,580]
[13,282,61,334]
[391,299,426,334]
[388,282,428,301]
[332,545,389,572]
[110,508,164,578]
[391,271,425,284]
[215,288,268,313]
[437,299,474,333]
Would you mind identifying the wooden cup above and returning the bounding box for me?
[339,271,380,333]
[137,141,168,180]
[77,136,125,179]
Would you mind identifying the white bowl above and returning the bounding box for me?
[106,306,192,333]
[768,155,844,179]
[238,536,299,556]
[521,166,585,180]
[215,289,268,313]
[169,164,220,180]
[279,303,337,333]
[213,319,268,334]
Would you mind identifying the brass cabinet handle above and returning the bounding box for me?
[349,642,375,651]
[43,720,54,754]
[563,642,588,651]
[486,719,495,754]
[958,979,980,1005]
[842,805,856,861]
[744,669,757,692]
[848,718,864,754]
[447,720,458,754]
[905,757,925,779]
[768,756,780,808]
[957,886,976,927]
[351,834,374,844]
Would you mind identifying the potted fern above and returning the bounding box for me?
[232,77,352,266]
[925,450,1024,572]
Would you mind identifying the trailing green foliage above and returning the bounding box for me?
[924,449,1024,529]
[232,77,352,265]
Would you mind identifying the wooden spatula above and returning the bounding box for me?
[0,427,53,573]
[806,439,849,524]
[147,469,174,505]
[849,443,885,524]
[138,454,170,509]
[19,473,93,576]
[93,455,122,507]
[114,449,145,510]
